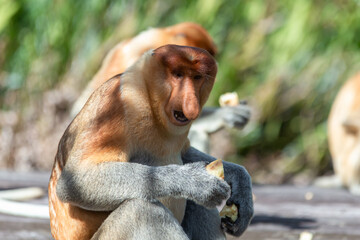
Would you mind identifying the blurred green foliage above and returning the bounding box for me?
[1,0,360,181]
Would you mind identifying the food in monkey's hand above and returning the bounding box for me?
[206,159,239,222]
[219,203,238,222]
[206,159,225,179]
[219,92,239,107]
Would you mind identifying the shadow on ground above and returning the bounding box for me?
[251,214,317,230]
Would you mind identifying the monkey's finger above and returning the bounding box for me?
[239,99,248,105]
[232,109,251,120]
[233,118,249,128]
[224,117,249,129]
[221,217,240,235]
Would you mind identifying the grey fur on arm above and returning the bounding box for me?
[194,104,251,133]
[56,161,230,211]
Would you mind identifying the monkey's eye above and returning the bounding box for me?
[194,75,202,80]
[173,72,183,79]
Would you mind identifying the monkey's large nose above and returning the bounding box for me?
[181,78,200,121]
[182,95,200,121]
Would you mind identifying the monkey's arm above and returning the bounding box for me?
[182,147,254,236]
[56,161,230,211]
[189,104,251,153]
[194,104,251,133]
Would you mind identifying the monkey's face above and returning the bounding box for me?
[149,45,217,133]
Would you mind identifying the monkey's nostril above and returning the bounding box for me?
[239,100,248,105]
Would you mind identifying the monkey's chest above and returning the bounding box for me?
[158,196,186,223]
[157,154,187,223]
[139,152,187,223]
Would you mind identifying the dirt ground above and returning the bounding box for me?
[0,171,359,240]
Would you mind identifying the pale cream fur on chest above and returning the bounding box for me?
[159,196,187,224]
[129,150,187,223]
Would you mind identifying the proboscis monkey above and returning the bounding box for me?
[71,22,251,144]
[49,45,253,240]
[319,72,360,195]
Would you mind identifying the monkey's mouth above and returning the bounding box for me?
[173,110,190,125]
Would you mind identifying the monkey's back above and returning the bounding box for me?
[48,76,127,239]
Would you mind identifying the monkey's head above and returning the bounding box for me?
[166,22,218,56]
[144,44,217,134]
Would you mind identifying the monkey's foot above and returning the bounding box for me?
[313,175,343,189]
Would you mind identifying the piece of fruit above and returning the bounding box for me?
[219,92,239,107]
[206,159,238,222]
[219,203,238,222]
[205,159,224,180]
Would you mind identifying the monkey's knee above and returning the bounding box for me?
[92,199,188,240]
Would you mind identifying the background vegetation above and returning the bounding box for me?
[1,0,360,184]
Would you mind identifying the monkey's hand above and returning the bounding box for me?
[193,104,251,134]
[219,104,251,129]
[182,147,254,237]
[221,161,254,236]
[181,162,230,208]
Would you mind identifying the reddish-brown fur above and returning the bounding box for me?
[49,45,217,239]
[328,72,360,187]
[90,22,217,91]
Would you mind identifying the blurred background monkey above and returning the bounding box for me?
[49,45,253,240]
[317,72,360,195]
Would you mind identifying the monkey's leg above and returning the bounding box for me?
[181,200,226,240]
[92,199,189,240]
